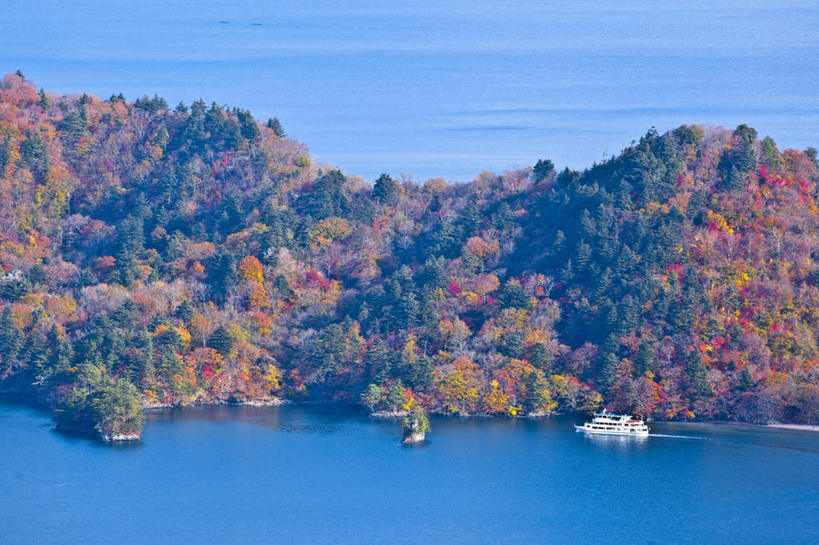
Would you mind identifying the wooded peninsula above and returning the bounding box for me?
[0,72,817,439]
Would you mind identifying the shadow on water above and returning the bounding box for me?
[0,396,145,449]
[146,403,378,436]
[400,440,430,449]
[147,406,819,454]
[0,392,45,410]
[7,396,819,455]
[579,433,651,450]
[146,404,583,444]
[49,426,146,449]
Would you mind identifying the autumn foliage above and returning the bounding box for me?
[0,73,818,430]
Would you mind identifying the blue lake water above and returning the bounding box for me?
[1,401,818,544]
[2,3,819,542]
[1,0,818,180]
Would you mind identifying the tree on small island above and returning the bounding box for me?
[54,364,144,441]
[401,405,429,444]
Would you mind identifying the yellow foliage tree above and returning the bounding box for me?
[483,380,510,414]
[308,216,352,246]
[239,255,264,284]
[437,357,481,415]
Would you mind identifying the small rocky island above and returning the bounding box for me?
[53,367,144,442]
[401,406,430,445]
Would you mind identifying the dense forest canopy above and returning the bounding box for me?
[1,72,818,437]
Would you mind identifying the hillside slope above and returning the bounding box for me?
[0,73,817,437]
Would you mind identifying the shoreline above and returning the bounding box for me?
[3,394,817,434]
[141,397,287,410]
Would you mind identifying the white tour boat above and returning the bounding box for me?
[575,409,649,437]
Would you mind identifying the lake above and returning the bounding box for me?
[1,0,818,180]
[1,401,817,544]
[3,3,819,542]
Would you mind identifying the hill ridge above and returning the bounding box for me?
[0,72,817,437]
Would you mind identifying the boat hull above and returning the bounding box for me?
[575,425,649,437]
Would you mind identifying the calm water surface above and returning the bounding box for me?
[1,401,817,544]
[1,0,818,179]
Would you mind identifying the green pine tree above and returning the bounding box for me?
[0,307,22,370]
[267,117,285,137]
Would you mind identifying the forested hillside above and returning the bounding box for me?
[1,72,817,438]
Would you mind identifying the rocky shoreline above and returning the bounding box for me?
[141,396,287,410]
[401,430,426,445]
[370,409,409,418]
[101,432,141,442]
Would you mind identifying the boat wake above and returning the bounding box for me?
[649,433,708,440]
